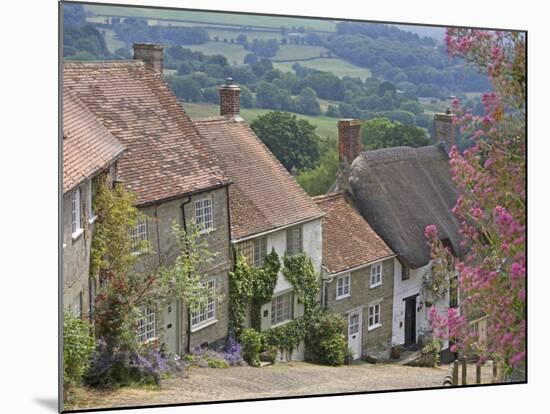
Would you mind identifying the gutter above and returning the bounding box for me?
[322,253,397,279]
[230,213,326,244]
[136,181,231,208]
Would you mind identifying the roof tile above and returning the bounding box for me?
[63,61,229,205]
[314,191,394,274]
[194,116,324,240]
[63,87,125,193]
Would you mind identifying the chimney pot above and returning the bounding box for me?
[218,80,241,117]
[434,111,456,148]
[338,119,362,165]
[133,43,163,75]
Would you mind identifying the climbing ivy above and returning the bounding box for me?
[228,250,280,336]
[282,254,320,318]
[263,317,306,358]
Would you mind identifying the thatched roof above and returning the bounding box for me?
[348,143,464,268]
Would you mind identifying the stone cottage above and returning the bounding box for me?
[193,79,325,359]
[314,191,396,360]
[331,114,464,355]
[63,44,233,354]
[62,87,125,322]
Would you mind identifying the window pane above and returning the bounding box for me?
[191,279,216,327]
[271,292,293,325]
[195,198,214,231]
[286,226,302,256]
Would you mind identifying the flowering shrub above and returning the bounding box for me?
[189,335,244,368]
[84,340,179,388]
[427,29,525,374]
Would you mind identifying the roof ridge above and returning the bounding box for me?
[237,120,325,219]
[63,60,144,69]
[312,190,349,201]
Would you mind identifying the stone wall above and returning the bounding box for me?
[325,258,395,360]
[135,186,233,354]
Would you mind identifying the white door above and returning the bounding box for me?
[162,301,179,354]
[348,309,362,360]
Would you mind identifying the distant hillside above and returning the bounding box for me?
[393,24,446,43]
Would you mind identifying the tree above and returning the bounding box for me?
[297,147,339,196]
[166,76,203,102]
[399,100,424,115]
[295,87,321,116]
[362,118,431,150]
[255,81,292,110]
[426,29,525,377]
[250,111,321,171]
[250,38,280,58]
[244,52,258,65]
[239,85,255,108]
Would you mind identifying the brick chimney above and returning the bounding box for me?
[218,78,240,117]
[133,43,163,75]
[434,108,456,148]
[338,119,362,165]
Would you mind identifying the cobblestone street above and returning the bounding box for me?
[66,362,473,410]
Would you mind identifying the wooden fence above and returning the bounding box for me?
[443,357,498,386]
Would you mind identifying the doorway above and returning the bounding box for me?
[404,296,417,347]
[348,309,363,360]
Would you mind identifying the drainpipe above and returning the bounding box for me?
[180,196,192,353]
[321,272,334,308]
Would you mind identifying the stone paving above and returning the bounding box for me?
[67,361,465,410]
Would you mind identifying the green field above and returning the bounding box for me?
[84,4,337,32]
[101,29,126,53]
[274,58,371,80]
[183,102,339,139]
[182,41,249,65]
[273,45,328,61]
[419,97,452,115]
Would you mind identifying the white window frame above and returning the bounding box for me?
[236,237,268,267]
[348,313,360,336]
[367,302,382,330]
[195,197,214,233]
[369,262,383,288]
[336,274,351,300]
[71,187,83,240]
[87,178,98,224]
[191,279,217,329]
[130,216,148,254]
[271,291,294,327]
[136,306,157,343]
[286,226,303,256]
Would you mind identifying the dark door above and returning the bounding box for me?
[404,296,416,347]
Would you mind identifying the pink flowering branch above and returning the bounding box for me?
[427,29,525,374]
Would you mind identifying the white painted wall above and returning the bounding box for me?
[392,259,450,348]
[256,217,322,360]
[267,217,323,295]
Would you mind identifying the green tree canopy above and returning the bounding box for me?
[362,117,431,150]
[250,111,321,172]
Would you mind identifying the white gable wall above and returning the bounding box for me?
[392,260,451,348]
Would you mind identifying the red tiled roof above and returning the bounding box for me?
[314,191,395,274]
[63,87,125,194]
[63,61,229,205]
[193,116,324,240]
